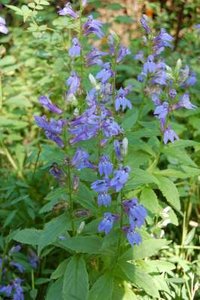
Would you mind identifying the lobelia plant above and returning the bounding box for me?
[4,1,198,299]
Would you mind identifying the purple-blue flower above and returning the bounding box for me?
[49,163,65,181]
[66,71,80,96]
[83,15,104,38]
[98,212,118,234]
[102,117,122,137]
[114,140,122,161]
[34,116,65,147]
[13,278,24,300]
[58,3,78,18]
[39,96,63,114]
[28,250,39,269]
[10,262,24,273]
[117,46,131,63]
[0,17,8,34]
[69,38,81,57]
[140,15,151,34]
[154,101,169,128]
[91,179,110,193]
[110,166,130,192]
[123,198,147,228]
[98,155,113,177]
[163,126,179,144]
[124,227,142,246]
[0,284,13,297]
[96,63,114,84]
[154,28,174,54]
[169,89,177,99]
[86,47,107,66]
[115,87,132,112]
[177,93,196,110]
[97,193,111,207]
[9,245,21,255]
[71,148,94,170]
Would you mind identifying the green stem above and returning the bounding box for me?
[67,162,75,235]
[116,191,123,259]
[31,270,35,290]
[0,72,3,111]
[79,1,84,81]
[112,54,117,106]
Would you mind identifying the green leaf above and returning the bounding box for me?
[125,168,158,191]
[118,263,160,298]
[140,187,161,214]
[122,109,139,131]
[156,176,180,211]
[88,273,113,300]
[6,5,23,15]
[57,236,102,254]
[39,187,68,214]
[13,229,41,245]
[75,183,96,211]
[112,280,137,300]
[46,278,63,300]
[38,214,71,255]
[140,260,175,273]
[63,256,89,300]
[51,259,69,280]
[119,238,169,261]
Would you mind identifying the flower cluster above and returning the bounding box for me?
[0,245,39,300]
[34,2,146,247]
[123,198,147,246]
[34,95,66,147]
[136,15,197,144]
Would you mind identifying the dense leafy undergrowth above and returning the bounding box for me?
[0,1,199,299]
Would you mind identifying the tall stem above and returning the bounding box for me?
[67,162,75,235]
[116,191,123,259]
[0,72,3,111]
[79,1,84,81]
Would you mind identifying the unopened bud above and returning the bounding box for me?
[77,221,85,234]
[122,137,128,156]
[73,175,79,191]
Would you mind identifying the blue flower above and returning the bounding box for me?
[140,15,151,34]
[39,96,63,114]
[110,166,130,192]
[0,17,8,34]
[154,28,174,54]
[98,212,118,234]
[28,250,39,269]
[0,284,13,297]
[10,261,25,273]
[69,38,81,58]
[177,93,196,110]
[115,88,132,112]
[58,3,78,18]
[163,126,179,144]
[34,116,65,147]
[117,46,131,63]
[9,245,21,255]
[123,199,147,229]
[83,15,104,38]
[71,148,94,170]
[154,101,169,128]
[97,193,111,207]
[125,227,142,246]
[114,140,122,161]
[86,47,107,66]
[98,155,113,177]
[66,71,80,96]
[102,117,122,138]
[13,278,24,300]
[91,179,110,193]
[49,163,65,181]
[169,89,177,99]
[96,63,114,84]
